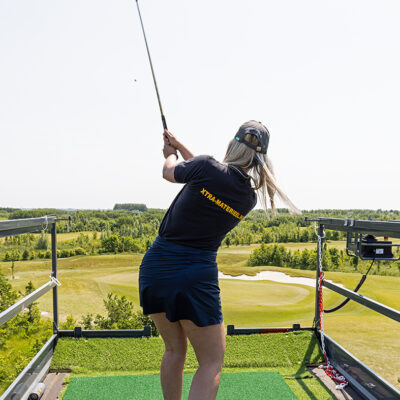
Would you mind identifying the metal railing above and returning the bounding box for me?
[0,217,59,400]
[312,218,400,400]
[2,216,400,399]
[0,216,150,400]
[0,216,60,331]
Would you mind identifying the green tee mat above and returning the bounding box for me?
[62,371,297,400]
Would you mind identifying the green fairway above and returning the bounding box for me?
[62,372,298,400]
[2,249,400,389]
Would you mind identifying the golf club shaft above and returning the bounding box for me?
[136,0,168,131]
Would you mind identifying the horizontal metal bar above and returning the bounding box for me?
[361,242,399,247]
[226,324,313,335]
[58,327,152,338]
[0,334,57,400]
[323,280,400,323]
[0,280,57,326]
[314,217,400,239]
[320,331,400,400]
[0,216,56,238]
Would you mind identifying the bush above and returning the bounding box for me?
[60,315,77,330]
[60,249,71,258]
[79,292,158,336]
[74,247,85,256]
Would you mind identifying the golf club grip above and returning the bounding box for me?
[162,115,168,130]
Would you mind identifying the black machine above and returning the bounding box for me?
[321,223,400,314]
[360,234,394,259]
[346,232,399,261]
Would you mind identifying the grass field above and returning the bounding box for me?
[0,231,98,244]
[52,332,332,399]
[1,244,399,389]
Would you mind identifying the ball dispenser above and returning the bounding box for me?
[346,232,399,261]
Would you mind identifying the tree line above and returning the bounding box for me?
[248,243,400,276]
[2,207,400,263]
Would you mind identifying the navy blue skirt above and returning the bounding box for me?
[139,236,222,327]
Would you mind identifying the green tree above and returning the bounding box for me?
[22,249,30,261]
[101,234,120,253]
[24,282,41,325]
[0,274,18,312]
[35,232,49,250]
[351,256,359,271]
[329,248,340,269]
[113,203,148,212]
[11,262,15,280]
[8,251,20,280]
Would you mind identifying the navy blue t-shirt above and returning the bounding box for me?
[158,155,257,251]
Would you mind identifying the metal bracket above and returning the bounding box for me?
[50,275,61,286]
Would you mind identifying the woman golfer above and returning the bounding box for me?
[139,120,299,400]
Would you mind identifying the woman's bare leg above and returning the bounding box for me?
[151,313,188,400]
[180,320,225,400]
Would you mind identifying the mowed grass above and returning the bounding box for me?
[53,231,99,242]
[52,332,333,400]
[51,332,322,373]
[0,231,98,245]
[1,246,399,389]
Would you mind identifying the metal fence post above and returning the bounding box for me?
[51,223,59,332]
[313,223,324,330]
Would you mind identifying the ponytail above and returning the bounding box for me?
[253,153,301,216]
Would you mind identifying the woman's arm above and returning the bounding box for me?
[162,142,178,183]
[164,130,194,161]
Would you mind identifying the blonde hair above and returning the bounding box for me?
[223,133,301,216]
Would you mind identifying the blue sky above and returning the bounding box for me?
[1,0,399,210]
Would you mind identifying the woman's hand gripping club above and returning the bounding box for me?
[163,130,194,161]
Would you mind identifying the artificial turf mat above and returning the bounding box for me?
[52,331,323,373]
[62,371,297,400]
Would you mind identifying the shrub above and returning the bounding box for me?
[60,249,71,258]
[74,247,85,256]
[60,315,77,330]
[79,293,158,336]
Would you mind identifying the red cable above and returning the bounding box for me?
[318,270,348,388]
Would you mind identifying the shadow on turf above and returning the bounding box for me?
[293,335,335,400]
